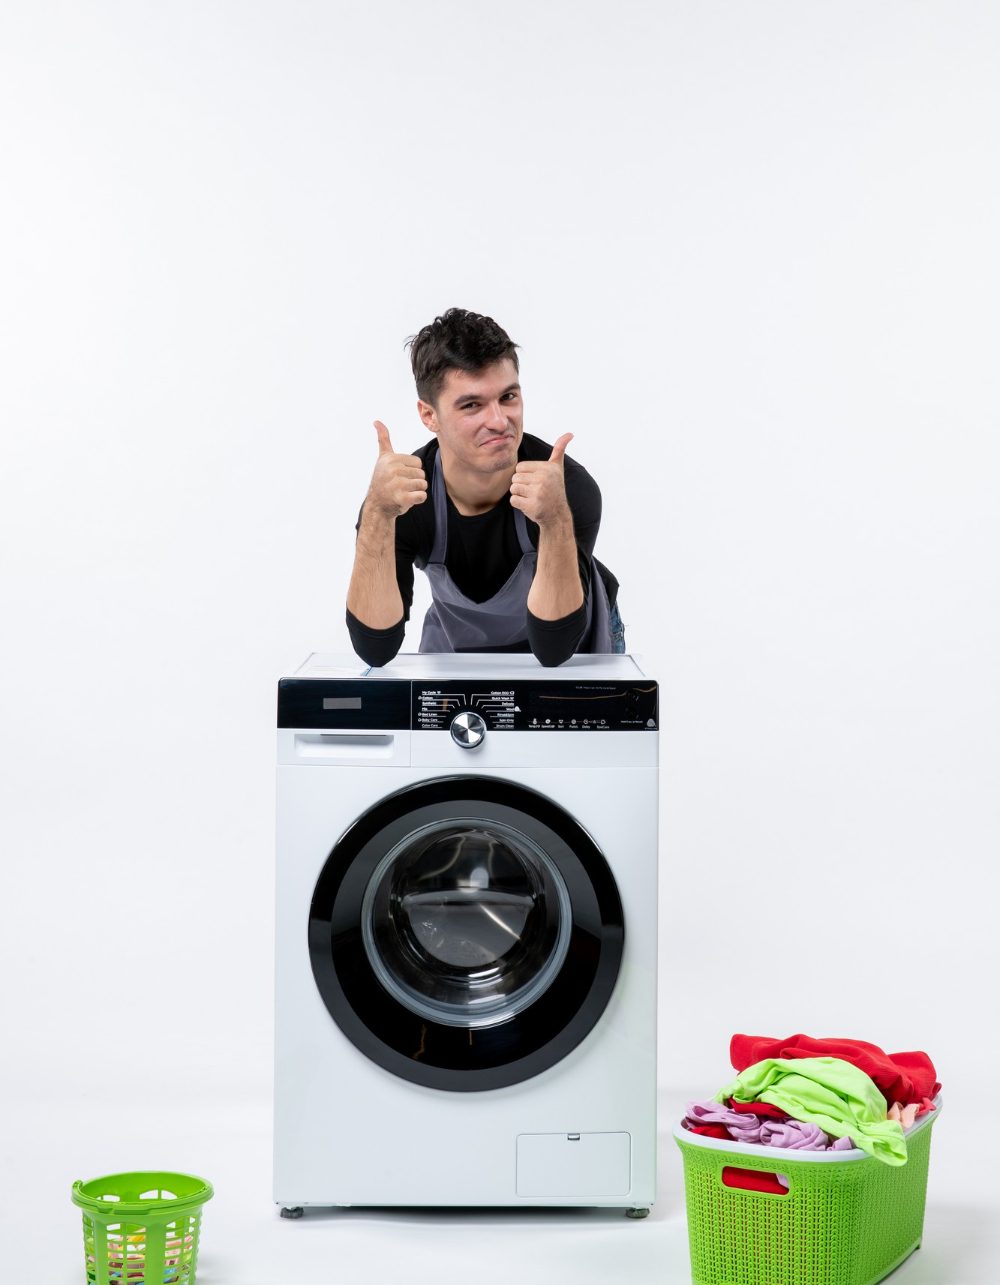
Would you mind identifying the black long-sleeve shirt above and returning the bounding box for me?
[346,434,618,667]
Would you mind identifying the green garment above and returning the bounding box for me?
[716,1056,907,1165]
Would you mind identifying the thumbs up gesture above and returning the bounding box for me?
[508,433,574,528]
[366,420,429,519]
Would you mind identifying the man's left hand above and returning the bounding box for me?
[509,433,574,528]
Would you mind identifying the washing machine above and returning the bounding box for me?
[273,652,659,1216]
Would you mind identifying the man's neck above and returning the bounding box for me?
[438,446,516,516]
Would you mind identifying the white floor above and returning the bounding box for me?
[14,1086,996,1285]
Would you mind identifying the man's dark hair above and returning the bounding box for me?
[406,308,519,405]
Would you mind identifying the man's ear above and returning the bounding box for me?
[417,398,438,433]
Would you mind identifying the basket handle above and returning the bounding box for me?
[721,1165,789,1196]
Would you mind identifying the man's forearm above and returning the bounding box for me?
[347,508,405,628]
[527,515,584,620]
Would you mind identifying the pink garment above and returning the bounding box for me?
[759,1119,856,1151]
[683,1101,766,1144]
[684,1102,854,1152]
[888,1102,919,1129]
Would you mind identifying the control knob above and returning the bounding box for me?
[450,710,486,749]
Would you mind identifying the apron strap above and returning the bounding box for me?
[427,453,449,565]
[513,506,533,555]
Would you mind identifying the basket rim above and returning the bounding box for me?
[672,1092,942,1164]
[71,1170,214,1217]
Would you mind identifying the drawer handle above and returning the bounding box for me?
[294,733,394,758]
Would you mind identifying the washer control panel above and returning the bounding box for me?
[413,682,657,732]
[278,679,658,731]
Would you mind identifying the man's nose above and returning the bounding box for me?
[483,401,507,429]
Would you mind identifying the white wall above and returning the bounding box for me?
[2,0,998,1123]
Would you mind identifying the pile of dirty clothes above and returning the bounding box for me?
[682,1033,940,1191]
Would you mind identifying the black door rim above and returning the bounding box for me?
[308,775,625,1092]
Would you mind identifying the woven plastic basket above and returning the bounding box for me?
[71,1171,213,1285]
[673,1100,940,1285]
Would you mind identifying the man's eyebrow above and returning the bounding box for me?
[453,382,521,407]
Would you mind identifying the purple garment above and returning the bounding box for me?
[760,1119,856,1151]
[683,1101,855,1152]
[684,1101,766,1143]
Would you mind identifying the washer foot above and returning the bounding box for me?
[280,1206,304,1219]
[625,1206,650,1219]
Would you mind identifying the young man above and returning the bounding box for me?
[346,308,623,667]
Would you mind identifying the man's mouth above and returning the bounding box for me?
[480,433,514,447]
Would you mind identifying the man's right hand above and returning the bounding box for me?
[366,421,428,518]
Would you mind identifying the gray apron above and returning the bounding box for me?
[416,453,614,654]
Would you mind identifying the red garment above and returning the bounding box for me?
[721,1166,788,1196]
[728,1099,790,1121]
[730,1033,940,1106]
[688,1124,732,1140]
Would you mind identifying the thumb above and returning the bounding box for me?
[549,432,573,464]
[374,420,394,456]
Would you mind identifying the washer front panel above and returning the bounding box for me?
[308,776,624,1091]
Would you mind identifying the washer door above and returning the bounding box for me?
[309,776,624,1091]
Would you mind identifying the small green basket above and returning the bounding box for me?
[71,1171,213,1285]
[674,1102,940,1285]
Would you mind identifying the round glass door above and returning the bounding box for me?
[362,818,572,1028]
[309,776,624,1092]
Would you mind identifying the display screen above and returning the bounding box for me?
[323,697,363,711]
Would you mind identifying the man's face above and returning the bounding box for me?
[418,358,523,474]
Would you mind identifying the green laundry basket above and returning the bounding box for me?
[674,1100,940,1285]
[71,1171,213,1285]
